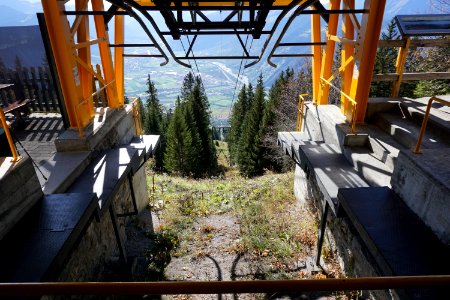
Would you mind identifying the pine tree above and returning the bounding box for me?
[181,72,195,102]
[164,98,198,175]
[144,74,165,170]
[370,18,401,97]
[228,84,248,163]
[238,74,266,177]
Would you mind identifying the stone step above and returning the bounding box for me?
[42,151,92,195]
[374,112,450,150]
[338,186,450,299]
[126,135,160,174]
[67,147,139,214]
[297,142,369,215]
[0,193,98,282]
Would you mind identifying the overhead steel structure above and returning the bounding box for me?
[40,0,386,134]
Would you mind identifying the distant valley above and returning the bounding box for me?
[0,0,434,116]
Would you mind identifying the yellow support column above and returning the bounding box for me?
[311,11,322,104]
[92,0,119,109]
[41,0,91,129]
[341,0,355,118]
[114,12,125,107]
[352,0,387,122]
[317,0,341,105]
[391,37,411,98]
[76,0,95,118]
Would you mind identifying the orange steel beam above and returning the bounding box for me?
[92,0,120,109]
[340,0,354,117]
[311,11,321,104]
[1,276,450,296]
[135,0,295,6]
[352,0,386,122]
[76,0,95,119]
[317,0,341,105]
[0,109,19,162]
[41,0,91,128]
[115,12,125,106]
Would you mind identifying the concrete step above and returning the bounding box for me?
[373,112,450,150]
[341,146,393,187]
[0,193,98,282]
[67,147,139,214]
[297,142,369,215]
[338,186,450,299]
[42,151,92,195]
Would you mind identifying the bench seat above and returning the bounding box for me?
[338,187,450,299]
[0,193,98,282]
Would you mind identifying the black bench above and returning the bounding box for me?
[338,187,450,299]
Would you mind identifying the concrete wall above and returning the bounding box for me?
[0,157,42,240]
[52,105,150,282]
[391,149,450,246]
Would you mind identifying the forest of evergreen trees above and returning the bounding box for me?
[140,20,449,179]
[142,72,217,177]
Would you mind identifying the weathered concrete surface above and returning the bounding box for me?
[293,165,398,300]
[391,149,450,246]
[303,104,346,147]
[0,157,42,240]
[41,151,92,195]
[365,98,401,121]
[55,106,135,152]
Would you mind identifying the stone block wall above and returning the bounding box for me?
[56,164,148,282]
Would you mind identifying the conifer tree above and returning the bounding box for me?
[181,72,195,101]
[144,74,165,170]
[185,81,216,173]
[370,18,400,97]
[228,84,248,163]
[164,98,198,175]
[238,74,266,177]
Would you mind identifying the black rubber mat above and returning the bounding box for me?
[338,186,450,299]
[0,193,98,282]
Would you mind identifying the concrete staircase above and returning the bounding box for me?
[279,97,450,299]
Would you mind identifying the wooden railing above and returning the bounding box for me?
[0,67,59,112]
[372,38,450,97]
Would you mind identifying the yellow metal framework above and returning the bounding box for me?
[295,93,308,132]
[41,0,122,136]
[311,0,387,130]
[131,98,143,136]
[0,108,19,162]
[414,96,450,154]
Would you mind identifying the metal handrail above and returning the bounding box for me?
[0,108,19,162]
[131,97,143,136]
[1,275,450,297]
[296,93,308,131]
[320,77,357,133]
[414,96,450,154]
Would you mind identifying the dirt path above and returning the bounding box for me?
[123,170,355,299]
